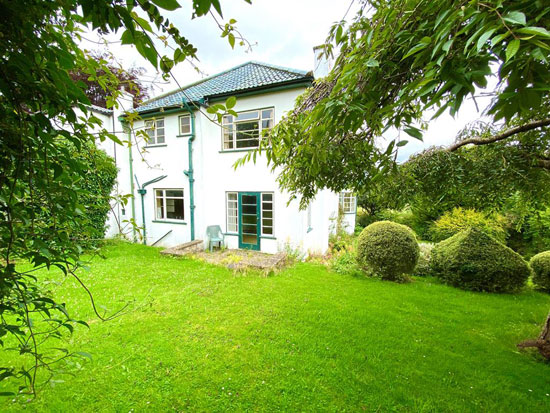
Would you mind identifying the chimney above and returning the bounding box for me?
[313,45,334,79]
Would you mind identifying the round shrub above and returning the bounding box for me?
[429,207,508,243]
[356,221,419,281]
[530,251,550,292]
[430,228,529,293]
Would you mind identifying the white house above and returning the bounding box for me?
[95,60,356,254]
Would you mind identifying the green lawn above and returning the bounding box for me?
[1,241,550,412]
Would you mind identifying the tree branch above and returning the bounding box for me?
[447,118,550,152]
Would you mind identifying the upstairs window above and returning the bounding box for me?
[155,189,184,221]
[179,114,191,135]
[222,108,274,150]
[145,118,165,145]
[339,192,356,214]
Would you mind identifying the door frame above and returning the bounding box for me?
[238,192,261,250]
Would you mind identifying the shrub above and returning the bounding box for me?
[429,207,508,243]
[356,221,419,281]
[413,242,434,276]
[530,251,550,292]
[430,228,529,293]
[330,249,363,277]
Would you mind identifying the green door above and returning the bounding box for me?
[238,192,261,250]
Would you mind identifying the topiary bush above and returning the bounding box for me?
[429,207,508,243]
[530,251,550,292]
[430,228,530,293]
[356,221,419,282]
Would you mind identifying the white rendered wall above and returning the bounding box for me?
[103,86,351,253]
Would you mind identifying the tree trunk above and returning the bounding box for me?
[518,311,550,359]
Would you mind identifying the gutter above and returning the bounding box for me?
[126,125,137,242]
[182,100,197,241]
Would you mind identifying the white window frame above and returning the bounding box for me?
[226,192,238,233]
[144,118,165,146]
[221,107,274,151]
[261,192,274,236]
[154,189,185,221]
[339,191,356,214]
[179,114,191,135]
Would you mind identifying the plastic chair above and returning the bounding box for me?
[206,225,225,252]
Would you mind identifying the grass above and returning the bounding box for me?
[1,241,550,412]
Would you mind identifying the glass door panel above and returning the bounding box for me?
[238,192,260,250]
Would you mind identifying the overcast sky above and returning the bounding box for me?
[83,0,494,161]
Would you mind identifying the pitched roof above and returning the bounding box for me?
[135,61,313,113]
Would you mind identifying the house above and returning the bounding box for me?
[95,59,356,254]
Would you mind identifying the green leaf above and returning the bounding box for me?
[404,127,423,140]
[516,26,550,38]
[503,11,526,26]
[366,58,379,67]
[133,15,152,32]
[76,351,93,361]
[506,39,520,62]
[225,96,237,109]
[476,28,496,52]
[397,140,409,147]
[228,33,235,49]
[151,0,181,11]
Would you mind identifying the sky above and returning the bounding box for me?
[82,0,495,162]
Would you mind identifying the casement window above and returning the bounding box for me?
[222,108,274,150]
[261,193,274,235]
[145,118,165,145]
[226,192,238,233]
[179,114,191,135]
[339,191,356,214]
[155,189,184,220]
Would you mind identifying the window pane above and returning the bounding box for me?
[236,111,259,121]
[261,119,273,129]
[261,109,273,119]
[156,119,164,127]
[261,193,274,235]
[227,192,238,233]
[236,121,260,148]
[223,115,233,124]
[156,197,164,219]
[166,198,184,220]
[166,190,183,197]
[180,116,191,134]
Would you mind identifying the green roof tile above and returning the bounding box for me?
[135,61,312,113]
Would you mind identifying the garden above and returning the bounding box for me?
[0,241,549,411]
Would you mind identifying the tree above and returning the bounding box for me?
[240,1,550,357]
[238,0,550,208]
[0,0,247,394]
[70,51,151,108]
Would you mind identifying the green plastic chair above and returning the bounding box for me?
[206,225,225,252]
